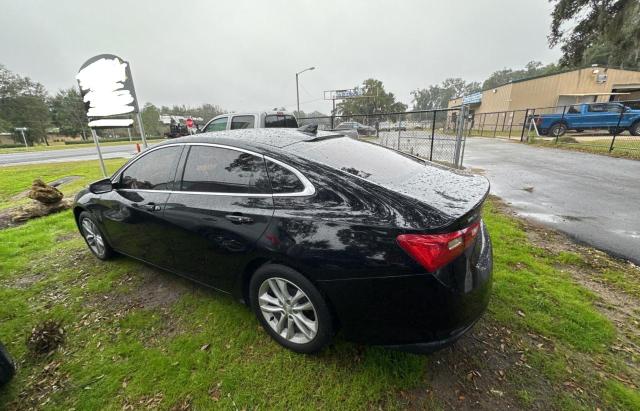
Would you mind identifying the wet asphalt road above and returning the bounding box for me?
[463,138,640,264]
[0,144,139,166]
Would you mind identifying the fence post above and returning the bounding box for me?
[480,113,485,136]
[493,112,499,137]
[555,106,567,144]
[501,110,507,132]
[520,109,530,142]
[397,114,402,150]
[430,110,436,161]
[508,111,515,139]
[609,108,625,152]
[453,105,466,168]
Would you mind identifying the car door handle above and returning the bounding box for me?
[134,202,162,212]
[225,214,253,224]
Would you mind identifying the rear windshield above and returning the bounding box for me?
[265,115,298,128]
[291,137,428,185]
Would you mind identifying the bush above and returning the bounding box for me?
[0,144,25,149]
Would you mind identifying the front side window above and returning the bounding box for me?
[203,117,228,132]
[567,105,580,114]
[180,146,270,194]
[119,146,182,190]
[265,114,298,128]
[266,160,305,194]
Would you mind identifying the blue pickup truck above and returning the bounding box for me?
[534,102,640,137]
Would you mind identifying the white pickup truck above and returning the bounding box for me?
[200,111,298,133]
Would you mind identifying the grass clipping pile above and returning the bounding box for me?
[0,179,72,228]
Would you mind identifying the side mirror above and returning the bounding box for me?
[89,177,114,194]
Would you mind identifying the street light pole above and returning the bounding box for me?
[295,66,316,115]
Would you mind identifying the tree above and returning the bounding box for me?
[140,103,162,136]
[337,79,407,119]
[0,64,51,145]
[482,61,562,90]
[549,0,640,68]
[411,78,480,110]
[49,87,88,139]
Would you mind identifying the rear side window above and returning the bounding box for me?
[203,117,228,132]
[265,115,298,128]
[231,115,255,130]
[266,160,304,193]
[119,146,181,190]
[180,146,270,194]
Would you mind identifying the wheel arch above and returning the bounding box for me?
[73,206,86,228]
[237,257,341,330]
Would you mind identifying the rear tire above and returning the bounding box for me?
[78,211,113,260]
[630,121,640,136]
[548,123,567,137]
[0,342,16,386]
[249,264,334,354]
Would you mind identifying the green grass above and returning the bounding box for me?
[527,134,640,160]
[0,158,127,210]
[0,139,161,154]
[0,161,638,409]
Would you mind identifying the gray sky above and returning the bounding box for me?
[1,0,561,114]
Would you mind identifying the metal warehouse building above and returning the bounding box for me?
[448,66,640,114]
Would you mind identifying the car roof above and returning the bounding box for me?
[211,111,295,119]
[154,128,343,151]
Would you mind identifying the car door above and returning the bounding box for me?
[603,104,624,128]
[162,144,274,291]
[583,103,610,129]
[99,145,183,267]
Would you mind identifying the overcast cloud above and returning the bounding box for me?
[0,0,561,113]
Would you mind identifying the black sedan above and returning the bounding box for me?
[73,128,492,354]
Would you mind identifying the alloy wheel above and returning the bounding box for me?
[81,218,105,257]
[258,277,318,344]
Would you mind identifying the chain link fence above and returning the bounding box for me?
[465,100,640,156]
[298,107,468,168]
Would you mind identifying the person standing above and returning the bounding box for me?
[186,117,195,134]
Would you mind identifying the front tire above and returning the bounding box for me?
[0,342,16,386]
[78,211,113,260]
[548,123,567,137]
[249,264,334,354]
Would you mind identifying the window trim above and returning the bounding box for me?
[112,142,315,198]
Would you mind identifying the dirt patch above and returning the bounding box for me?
[90,265,189,313]
[403,319,557,410]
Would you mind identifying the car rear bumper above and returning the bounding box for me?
[382,316,481,354]
[317,223,492,351]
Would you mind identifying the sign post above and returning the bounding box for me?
[14,127,28,148]
[90,128,107,177]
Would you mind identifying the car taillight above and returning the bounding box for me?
[396,221,481,272]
